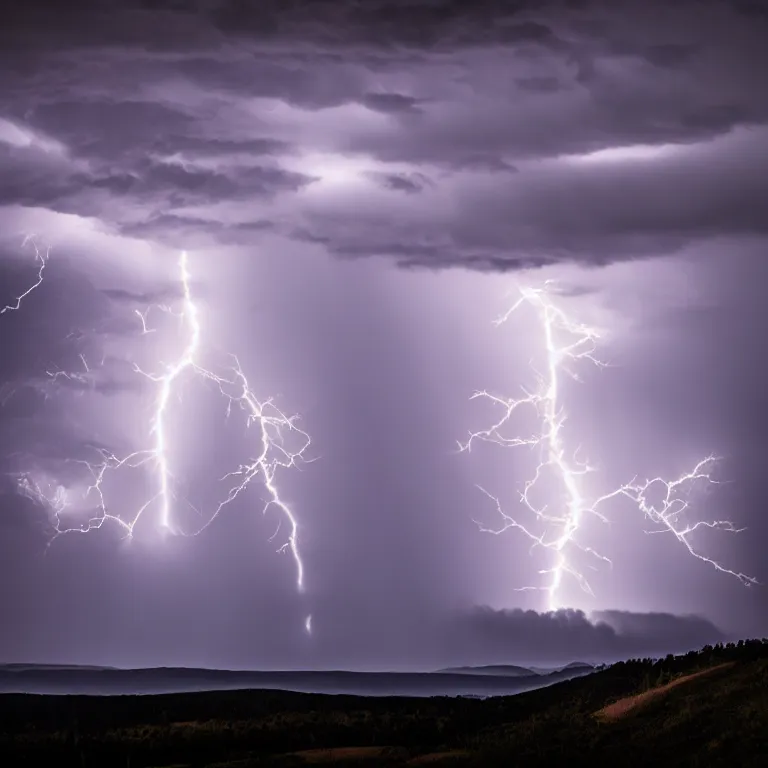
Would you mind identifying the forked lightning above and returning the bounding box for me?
[7,247,312,627]
[460,282,755,611]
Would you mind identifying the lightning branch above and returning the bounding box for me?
[460,282,755,611]
[7,248,313,631]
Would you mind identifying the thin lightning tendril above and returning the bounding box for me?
[460,282,756,612]
[7,248,312,630]
[1,235,49,315]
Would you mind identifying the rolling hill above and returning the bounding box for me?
[1,639,766,766]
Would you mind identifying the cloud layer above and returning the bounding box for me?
[1,0,765,269]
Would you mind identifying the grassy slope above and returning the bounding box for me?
[2,642,767,767]
[473,656,768,767]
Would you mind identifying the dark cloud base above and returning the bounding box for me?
[443,607,726,666]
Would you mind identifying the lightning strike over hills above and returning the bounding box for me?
[8,249,312,626]
[460,282,756,612]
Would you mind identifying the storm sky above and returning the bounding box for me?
[1,0,766,670]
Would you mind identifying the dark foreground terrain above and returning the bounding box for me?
[2,640,767,767]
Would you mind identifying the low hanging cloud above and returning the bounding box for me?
[439,607,727,665]
[286,603,728,668]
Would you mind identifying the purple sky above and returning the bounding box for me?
[0,0,766,670]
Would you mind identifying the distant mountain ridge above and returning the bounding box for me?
[440,661,595,677]
[0,662,595,698]
[436,664,535,677]
[0,663,117,672]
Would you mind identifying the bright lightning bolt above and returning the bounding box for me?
[10,250,313,630]
[460,281,755,612]
[133,250,201,532]
[1,235,49,315]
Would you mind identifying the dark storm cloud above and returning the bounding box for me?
[148,602,726,667]
[3,0,765,270]
[514,76,564,93]
[445,607,726,664]
[174,55,370,109]
[16,0,759,59]
[344,96,765,170]
[592,610,727,650]
[366,171,433,194]
[0,146,76,209]
[361,92,424,114]
[449,156,520,174]
[2,0,563,51]
[132,162,314,202]
[156,136,293,158]
[0,131,313,226]
[0,0,221,52]
[26,101,195,160]
[735,0,768,17]
[640,43,697,68]
[121,215,279,245]
[208,1,565,49]
[297,125,768,268]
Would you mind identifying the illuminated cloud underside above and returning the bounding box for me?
[461,282,756,612]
